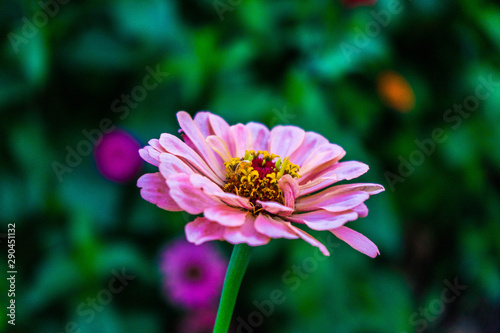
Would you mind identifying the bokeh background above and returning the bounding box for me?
[1,0,500,332]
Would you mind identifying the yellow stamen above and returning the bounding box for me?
[223,150,300,214]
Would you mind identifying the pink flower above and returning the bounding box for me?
[177,309,220,333]
[138,111,384,257]
[160,238,227,309]
[94,129,142,182]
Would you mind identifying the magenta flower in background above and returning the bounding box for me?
[94,129,142,182]
[177,308,219,333]
[138,111,384,257]
[160,238,227,309]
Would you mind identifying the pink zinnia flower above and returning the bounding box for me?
[160,238,227,309]
[94,129,142,182]
[138,111,384,257]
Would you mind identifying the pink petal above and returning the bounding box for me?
[326,183,384,196]
[352,203,369,218]
[210,192,253,210]
[299,145,346,182]
[185,217,226,245]
[177,111,225,177]
[139,146,160,166]
[268,125,305,158]
[204,205,248,227]
[279,174,299,212]
[223,214,270,246]
[256,200,294,216]
[330,226,379,258]
[159,153,195,179]
[209,113,236,157]
[254,214,299,239]
[159,133,224,186]
[149,138,165,152]
[297,182,382,208]
[298,176,338,196]
[289,131,329,166]
[187,174,253,210]
[207,135,232,162]
[299,161,370,193]
[137,173,182,211]
[289,209,359,231]
[231,124,253,158]
[286,224,330,256]
[296,191,369,212]
[167,174,222,214]
[246,122,270,152]
[193,111,213,138]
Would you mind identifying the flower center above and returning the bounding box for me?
[223,150,300,211]
[185,265,203,281]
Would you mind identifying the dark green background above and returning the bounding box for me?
[1,0,499,332]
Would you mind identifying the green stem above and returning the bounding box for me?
[213,243,253,333]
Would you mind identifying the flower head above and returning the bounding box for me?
[160,238,227,309]
[94,129,142,182]
[138,111,384,257]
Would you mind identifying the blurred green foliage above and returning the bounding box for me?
[1,0,500,332]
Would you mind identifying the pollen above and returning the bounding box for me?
[223,150,300,212]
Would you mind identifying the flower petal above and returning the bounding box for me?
[296,191,369,212]
[137,173,182,211]
[159,153,195,179]
[209,113,236,157]
[246,122,270,152]
[210,192,253,210]
[193,111,213,138]
[185,217,226,245]
[256,200,294,216]
[177,111,225,178]
[279,174,299,212]
[289,131,329,166]
[289,209,359,231]
[330,226,379,258]
[299,145,347,182]
[159,133,224,185]
[224,214,270,246]
[286,224,330,256]
[139,146,160,166]
[352,203,369,218]
[298,176,338,196]
[254,214,299,239]
[207,135,232,162]
[297,183,382,209]
[187,174,253,210]
[204,205,248,227]
[167,174,222,214]
[268,125,305,158]
[231,123,253,158]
